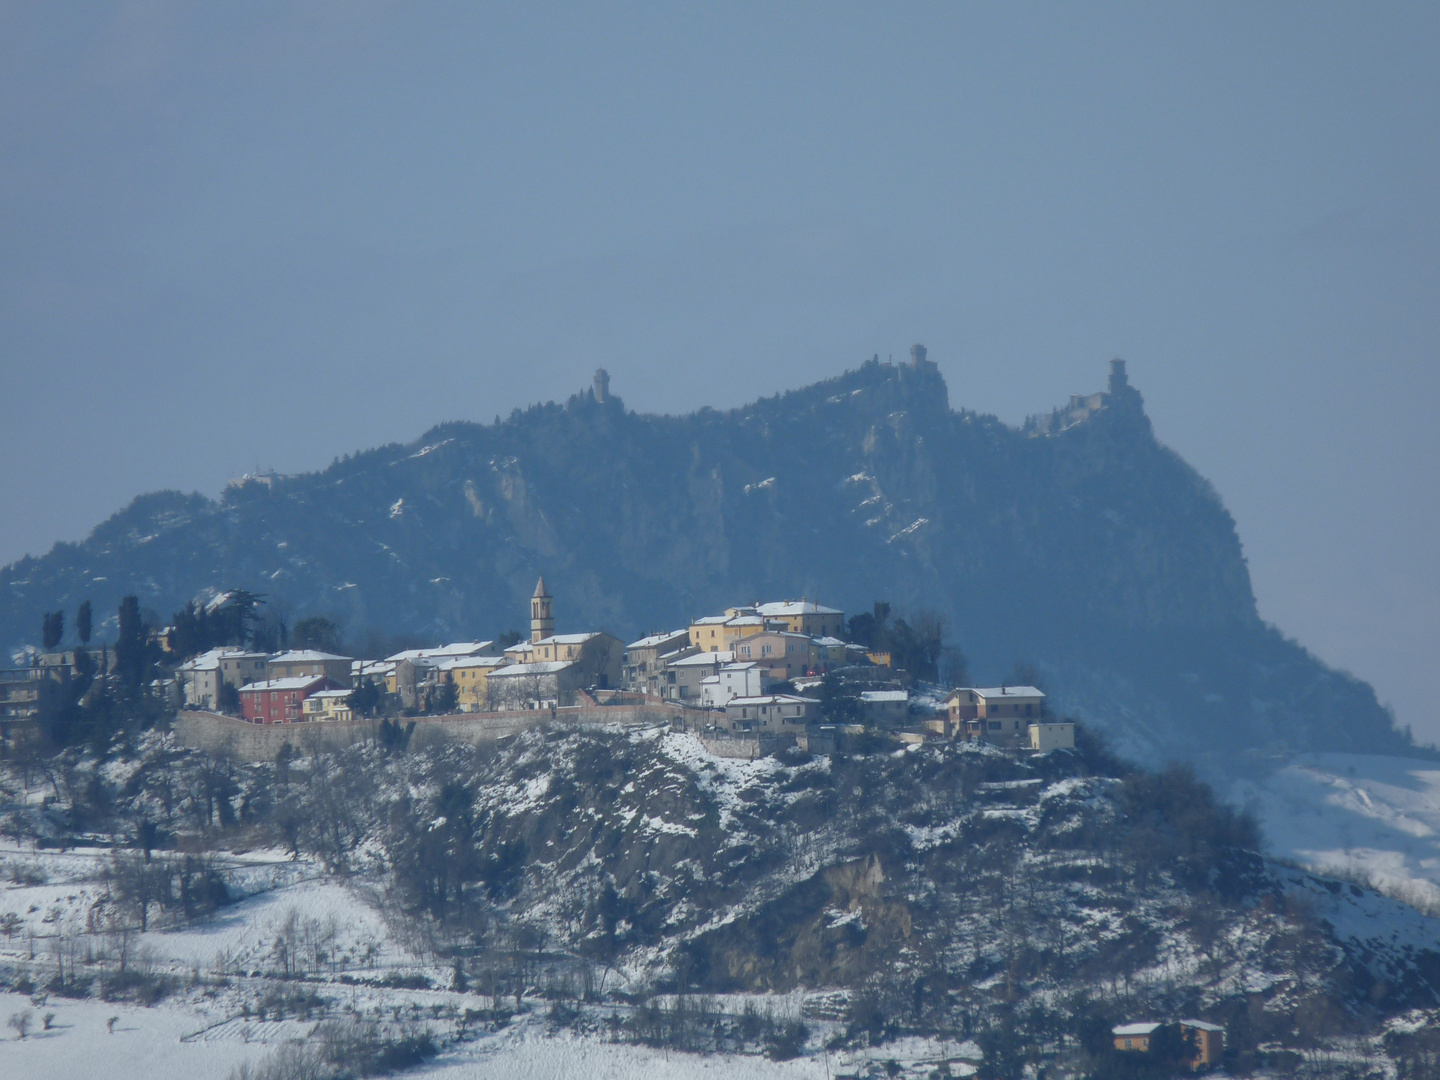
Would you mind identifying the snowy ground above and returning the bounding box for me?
[0,845,977,1080]
[1229,753,1440,913]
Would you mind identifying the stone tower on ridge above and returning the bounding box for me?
[530,576,555,642]
[593,368,610,403]
[1109,358,1129,395]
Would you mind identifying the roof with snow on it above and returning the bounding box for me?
[384,641,495,663]
[308,689,353,700]
[669,651,737,667]
[627,630,690,650]
[1180,1020,1224,1032]
[1112,1023,1163,1036]
[437,656,508,671]
[758,600,842,616]
[239,675,333,693]
[487,660,577,676]
[969,685,1046,699]
[860,690,909,703]
[270,649,351,663]
[178,647,270,671]
[534,633,604,646]
[727,694,821,706]
[690,615,731,626]
[720,661,759,671]
[812,636,847,646]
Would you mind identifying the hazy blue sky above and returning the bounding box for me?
[2,4,1437,741]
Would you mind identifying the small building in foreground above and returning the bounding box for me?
[859,689,909,725]
[1028,721,1075,752]
[1180,1020,1224,1069]
[1112,1022,1162,1053]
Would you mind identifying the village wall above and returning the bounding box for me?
[174,703,679,762]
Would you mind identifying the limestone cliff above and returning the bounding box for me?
[0,357,1404,763]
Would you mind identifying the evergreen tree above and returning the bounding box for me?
[115,596,148,690]
[42,611,64,650]
[76,600,92,645]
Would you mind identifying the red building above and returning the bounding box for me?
[239,675,336,724]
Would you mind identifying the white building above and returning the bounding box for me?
[700,660,764,708]
[1028,722,1075,752]
[177,648,270,710]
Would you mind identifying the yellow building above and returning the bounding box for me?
[301,688,354,722]
[689,613,785,652]
[440,656,510,712]
[756,600,845,640]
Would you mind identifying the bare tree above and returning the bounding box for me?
[8,1010,32,1040]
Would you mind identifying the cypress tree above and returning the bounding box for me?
[76,600,92,645]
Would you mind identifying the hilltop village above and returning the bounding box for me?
[2,576,1073,758]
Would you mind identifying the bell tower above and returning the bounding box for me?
[530,576,554,642]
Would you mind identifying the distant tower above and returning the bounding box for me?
[910,343,928,366]
[593,368,610,403]
[530,576,555,642]
[1109,358,1129,395]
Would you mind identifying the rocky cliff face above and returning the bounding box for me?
[0,358,1404,763]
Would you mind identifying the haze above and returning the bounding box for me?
[1,4,1436,742]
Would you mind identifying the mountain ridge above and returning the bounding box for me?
[0,356,1405,765]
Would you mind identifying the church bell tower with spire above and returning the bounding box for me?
[530,577,555,642]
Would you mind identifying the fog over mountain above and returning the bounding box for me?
[0,357,1406,768]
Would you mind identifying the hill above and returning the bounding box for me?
[0,354,1405,764]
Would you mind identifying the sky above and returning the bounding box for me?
[1,4,1436,743]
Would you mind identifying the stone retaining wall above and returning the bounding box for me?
[174,703,679,762]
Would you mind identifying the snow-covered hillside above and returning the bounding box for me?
[1230,753,1440,914]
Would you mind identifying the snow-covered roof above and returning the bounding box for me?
[436,656,508,672]
[690,615,731,627]
[669,651,736,667]
[488,660,577,677]
[812,636,847,647]
[1180,1020,1224,1033]
[1112,1023,1162,1036]
[308,689,353,700]
[534,633,602,646]
[178,647,269,671]
[860,690,909,703]
[627,630,689,650]
[384,641,494,663]
[727,694,821,706]
[724,615,766,626]
[270,649,351,663]
[969,685,1046,700]
[757,600,842,616]
[720,661,758,672]
[239,675,332,693]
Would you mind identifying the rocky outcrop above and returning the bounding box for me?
[0,358,1406,764]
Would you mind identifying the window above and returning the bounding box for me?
[989,721,1001,730]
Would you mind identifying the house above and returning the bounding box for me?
[267,649,353,688]
[486,660,584,710]
[177,648,270,710]
[301,688,354,722]
[663,650,735,702]
[1028,722,1075,752]
[383,641,498,666]
[811,636,848,672]
[945,685,1047,744]
[701,661,764,708]
[239,675,337,724]
[859,689,908,725]
[687,611,784,653]
[732,630,815,681]
[1112,1022,1161,1053]
[756,600,845,640]
[723,694,819,735]
[1180,1020,1224,1069]
[623,630,693,695]
[0,668,58,724]
[439,655,510,711]
[527,632,623,689]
